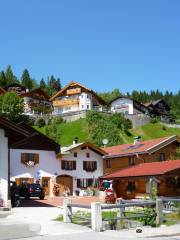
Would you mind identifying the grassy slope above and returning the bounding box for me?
[36,118,180,147]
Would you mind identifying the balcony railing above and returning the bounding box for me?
[53,99,79,107]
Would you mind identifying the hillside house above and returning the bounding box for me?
[144,99,174,122]
[110,96,150,115]
[50,81,106,116]
[4,83,51,115]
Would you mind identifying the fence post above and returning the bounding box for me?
[91,202,102,232]
[156,198,163,225]
[117,199,124,229]
[63,198,72,223]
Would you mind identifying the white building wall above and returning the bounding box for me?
[111,98,134,114]
[0,129,9,206]
[60,148,103,194]
[79,93,92,111]
[10,147,104,196]
[10,149,61,197]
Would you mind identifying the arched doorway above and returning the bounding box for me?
[56,175,73,196]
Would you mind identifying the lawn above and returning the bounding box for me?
[35,119,180,147]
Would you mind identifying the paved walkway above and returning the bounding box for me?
[20,196,100,207]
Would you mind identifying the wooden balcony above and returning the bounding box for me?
[53,99,79,107]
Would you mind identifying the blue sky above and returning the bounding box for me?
[0,0,180,93]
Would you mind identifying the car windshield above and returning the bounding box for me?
[29,184,41,188]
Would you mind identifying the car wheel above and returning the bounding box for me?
[39,196,44,200]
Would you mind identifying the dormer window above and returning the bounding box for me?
[74,152,77,158]
[86,152,90,158]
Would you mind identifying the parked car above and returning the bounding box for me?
[19,183,45,200]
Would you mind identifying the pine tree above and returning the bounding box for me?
[0,71,7,87]
[5,65,18,85]
[40,78,46,88]
[21,69,33,90]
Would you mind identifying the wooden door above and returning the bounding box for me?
[42,177,50,195]
[56,175,73,196]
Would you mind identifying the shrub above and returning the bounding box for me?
[35,117,46,128]
[150,117,158,124]
[142,208,156,227]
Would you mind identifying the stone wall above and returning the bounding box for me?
[125,114,150,128]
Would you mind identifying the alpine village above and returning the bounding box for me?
[0,66,180,234]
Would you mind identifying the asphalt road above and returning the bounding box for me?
[11,232,180,240]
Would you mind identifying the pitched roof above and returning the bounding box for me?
[50,81,106,105]
[20,87,50,100]
[103,135,178,158]
[101,159,180,179]
[13,122,60,154]
[60,141,106,156]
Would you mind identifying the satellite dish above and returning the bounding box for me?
[102,139,108,145]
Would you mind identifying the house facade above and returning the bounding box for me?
[103,135,179,175]
[56,142,106,196]
[110,96,149,115]
[10,122,60,197]
[50,81,106,115]
[144,99,174,122]
[4,83,51,115]
[102,160,180,199]
[0,118,29,207]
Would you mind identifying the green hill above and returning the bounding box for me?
[36,118,180,147]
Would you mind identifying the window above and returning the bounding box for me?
[86,152,90,158]
[105,159,112,168]
[127,181,136,192]
[77,178,98,188]
[159,153,165,161]
[128,157,135,166]
[87,95,89,99]
[21,153,39,166]
[83,161,97,172]
[87,105,89,109]
[61,160,76,170]
[82,105,84,109]
[74,152,77,158]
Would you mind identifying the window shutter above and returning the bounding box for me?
[94,161,97,170]
[77,179,80,188]
[35,154,39,164]
[73,161,76,170]
[61,160,65,170]
[21,153,26,164]
[83,161,86,170]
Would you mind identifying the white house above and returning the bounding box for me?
[9,123,106,197]
[56,141,106,196]
[0,118,29,207]
[110,96,149,115]
[10,122,61,197]
[50,81,106,115]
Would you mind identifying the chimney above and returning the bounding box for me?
[134,136,141,145]
[73,137,78,145]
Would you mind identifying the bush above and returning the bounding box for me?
[150,117,158,124]
[52,116,65,125]
[35,117,46,128]
[142,208,156,227]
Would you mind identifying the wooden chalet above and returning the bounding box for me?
[144,99,173,122]
[50,81,106,115]
[20,88,51,115]
[101,160,180,199]
[103,136,180,175]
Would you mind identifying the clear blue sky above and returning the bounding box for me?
[0,0,180,93]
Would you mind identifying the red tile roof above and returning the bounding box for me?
[103,136,177,158]
[101,159,180,179]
